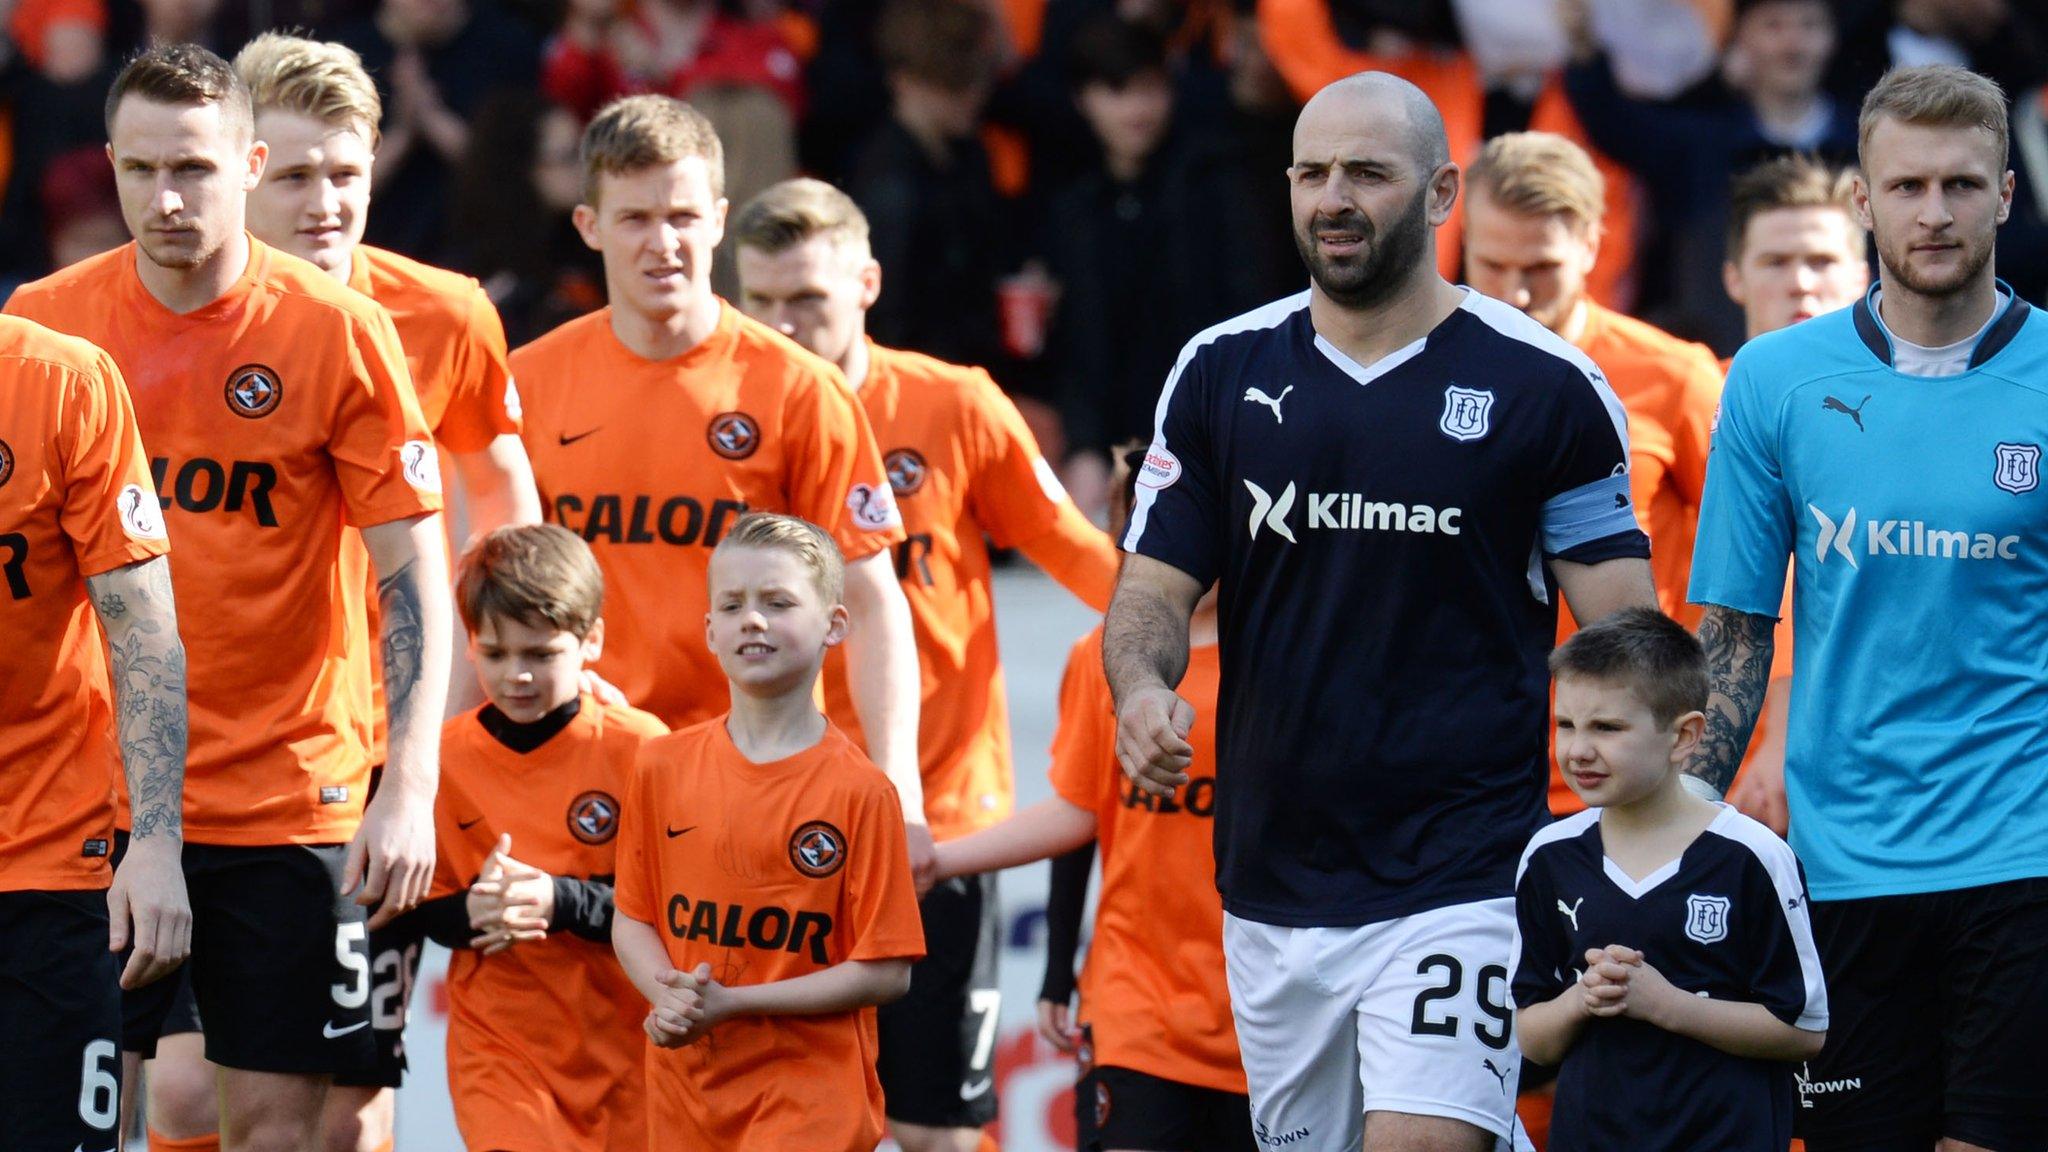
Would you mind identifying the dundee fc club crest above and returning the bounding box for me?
[1994,443,2040,494]
[1439,385,1494,442]
[1684,893,1731,944]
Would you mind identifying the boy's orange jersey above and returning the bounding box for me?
[0,315,166,891]
[823,341,1117,839]
[615,718,925,1152]
[430,696,667,1152]
[513,305,903,727]
[1049,628,1245,1093]
[5,238,440,845]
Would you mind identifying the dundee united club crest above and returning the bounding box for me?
[567,791,620,844]
[1993,443,2040,494]
[707,411,760,460]
[225,364,282,418]
[885,448,928,496]
[1439,384,1494,442]
[788,820,847,878]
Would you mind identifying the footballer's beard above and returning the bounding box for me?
[1881,229,1996,299]
[137,222,223,272]
[1294,189,1431,311]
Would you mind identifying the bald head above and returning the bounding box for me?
[1295,72,1450,175]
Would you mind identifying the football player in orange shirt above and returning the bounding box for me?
[231,34,542,1152]
[513,96,933,889]
[730,176,1119,1152]
[934,448,1254,1152]
[0,314,190,1152]
[613,513,926,1152]
[5,45,451,1152]
[1716,154,1869,839]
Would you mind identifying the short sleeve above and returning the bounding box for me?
[843,782,927,963]
[1046,638,1118,813]
[1688,352,1795,615]
[57,351,169,576]
[786,370,906,563]
[1735,832,1829,1031]
[962,372,1068,547]
[1122,346,1222,585]
[1540,363,1649,563]
[613,744,661,924]
[329,306,444,527]
[1510,849,1573,1010]
[430,286,522,454]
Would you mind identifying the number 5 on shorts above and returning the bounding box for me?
[332,921,370,1009]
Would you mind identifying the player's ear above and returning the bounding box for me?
[708,197,730,248]
[582,617,605,663]
[823,602,850,649]
[1850,174,1875,232]
[1427,162,1460,227]
[573,204,603,252]
[858,258,882,311]
[245,139,268,191]
[1669,710,1706,764]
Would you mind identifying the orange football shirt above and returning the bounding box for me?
[1049,628,1244,1094]
[346,244,523,762]
[823,341,1118,839]
[513,305,904,727]
[431,696,667,1152]
[6,238,439,845]
[614,718,926,1152]
[0,315,167,891]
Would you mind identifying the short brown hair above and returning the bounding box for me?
[1725,154,1861,262]
[731,177,871,259]
[712,513,845,603]
[106,43,253,141]
[234,33,382,145]
[1549,607,1708,727]
[581,94,724,205]
[876,0,999,93]
[456,524,605,638]
[1858,65,2008,171]
[1465,132,1605,235]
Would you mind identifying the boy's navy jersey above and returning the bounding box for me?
[1124,289,1647,926]
[1691,285,2048,901]
[1510,807,1829,1152]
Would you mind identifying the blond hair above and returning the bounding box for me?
[456,524,605,638]
[1725,154,1862,261]
[731,177,871,260]
[1858,65,2008,170]
[712,513,845,603]
[581,94,725,205]
[233,33,382,144]
[1465,131,1605,235]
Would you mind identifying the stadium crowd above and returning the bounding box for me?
[4,1,2048,1151]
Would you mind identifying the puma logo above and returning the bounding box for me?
[1483,1058,1512,1094]
[1558,897,1584,931]
[1822,394,1870,431]
[1243,385,1294,424]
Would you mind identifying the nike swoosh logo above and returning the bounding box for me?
[960,1076,993,1100]
[666,825,696,838]
[558,428,601,446]
[323,1020,369,1039]
[457,817,484,831]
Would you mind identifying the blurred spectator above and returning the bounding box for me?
[1826,0,2048,107]
[9,0,107,84]
[1567,0,1857,352]
[1038,13,1295,513]
[107,0,225,50]
[451,92,605,344]
[541,0,805,122]
[39,143,127,270]
[846,0,1014,377]
[2001,79,2048,304]
[335,0,541,261]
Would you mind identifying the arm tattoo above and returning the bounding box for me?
[90,558,187,840]
[1691,605,1777,795]
[377,558,424,719]
[1102,582,1191,710]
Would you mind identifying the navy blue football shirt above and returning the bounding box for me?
[1510,806,1829,1152]
[1123,288,1648,925]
